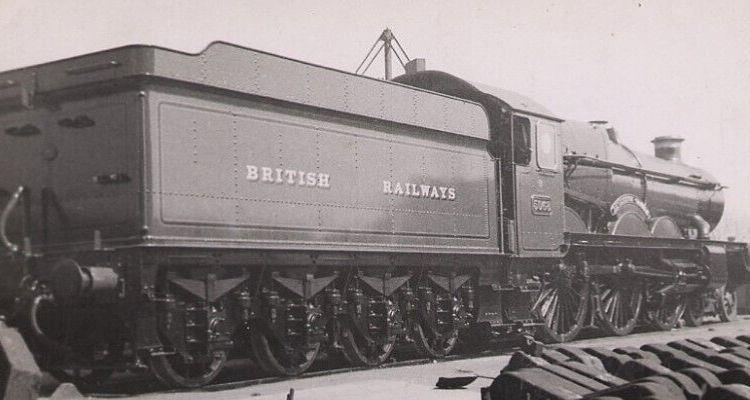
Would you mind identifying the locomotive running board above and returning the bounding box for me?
[566,232,729,251]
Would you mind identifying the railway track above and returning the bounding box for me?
[198,353,480,394]
[53,318,750,399]
[55,335,525,398]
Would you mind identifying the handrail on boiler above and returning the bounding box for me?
[0,186,25,254]
[563,154,723,190]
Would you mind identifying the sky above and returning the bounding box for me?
[1,0,749,239]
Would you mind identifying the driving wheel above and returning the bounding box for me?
[595,279,643,336]
[718,285,738,322]
[533,269,589,343]
[647,295,685,331]
[683,294,705,327]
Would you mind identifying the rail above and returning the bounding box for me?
[0,186,25,254]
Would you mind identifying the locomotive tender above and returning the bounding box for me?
[0,42,747,388]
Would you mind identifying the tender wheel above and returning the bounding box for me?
[647,295,685,331]
[595,279,643,336]
[150,270,234,388]
[412,320,458,358]
[718,286,738,322]
[149,350,227,389]
[250,330,320,376]
[340,322,396,367]
[533,268,589,343]
[247,328,276,374]
[249,285,326,376]
[338,286,397,367]
[683,294,705,327]
[411,282,460,358]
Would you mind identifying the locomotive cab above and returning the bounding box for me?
[504,110,564,256]
[393,72,566,257]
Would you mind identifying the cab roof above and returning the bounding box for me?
[471,82,561,121]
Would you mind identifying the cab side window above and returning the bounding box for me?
[512,116,531,165]
[536,122,559,171]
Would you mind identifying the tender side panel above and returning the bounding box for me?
[0,92,142,250]
[146,88,498,253]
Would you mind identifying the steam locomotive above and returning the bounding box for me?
[0,42,747,388]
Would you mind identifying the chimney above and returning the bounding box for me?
[651,136,684,163]
[404,58,426,74]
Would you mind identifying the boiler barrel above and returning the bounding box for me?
[561,120,724,233]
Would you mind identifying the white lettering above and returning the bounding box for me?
[317,173,330,188]
[284,170,296,184]
[306,172,317,186]
[383,180,392,194]
[419,185,430,198]
[411,184,421,197]
[383,180,457,202]
[247,164,332,190]
[246,165,258,180]
[275,168,284,183]
[261,167,273,182]
[394,182,404,195]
